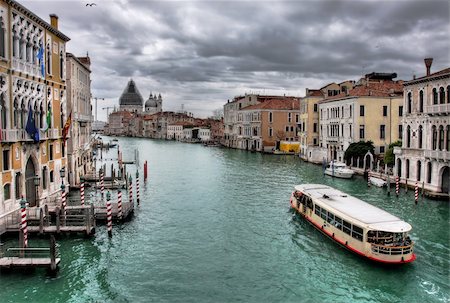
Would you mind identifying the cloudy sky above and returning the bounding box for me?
[22,0,450,121]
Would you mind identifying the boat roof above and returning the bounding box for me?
[294,184,412,232]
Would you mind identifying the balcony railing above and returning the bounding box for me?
[424,150,450,161]
[0,129,33,142]
[426,104,450,115]
[371,243,413,256]
[74,113,92,122]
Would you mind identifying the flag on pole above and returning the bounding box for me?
[25,105,40,142]
[36,45,45,77]
[62,112,72,142]
[42,109,51,132]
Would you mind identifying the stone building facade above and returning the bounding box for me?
[394,59,450,194]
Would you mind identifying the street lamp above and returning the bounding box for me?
[106,190,111,202]
[60,167,65,184]
[20,195,27,209]
[33,174,40,207]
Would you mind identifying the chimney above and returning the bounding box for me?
[424,58,433,76]
[50,14,58,29]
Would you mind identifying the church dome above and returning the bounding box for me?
[119,79,143,106]
[145,94,158,108]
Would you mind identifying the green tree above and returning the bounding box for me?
[384,140,402,166]
[344,140,375,162]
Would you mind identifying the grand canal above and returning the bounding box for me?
[1,137,449,302]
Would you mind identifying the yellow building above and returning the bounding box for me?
[0,0,70,215]
[239,98,300,152]
[299,81,355,162]
[318,73,403,164]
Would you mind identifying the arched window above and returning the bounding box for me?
[439,87,445,104]
[417,161,421,181]
[59,51,64,79]
[19,30,24,60]
[433,88,438,104]
[15,172,21,199]
[447,125,450,151]
[60,103,64,128]
[39,102,44,129]
[0,17,5,58]
[406,159,410,179]
[419,90,424,112]
[47,102,52,128]
[397,158,402,177]
[418,125,423,149]
[407,92,412,113]
[3,183,10,200]
[447,85,450,104]
[432,125,437,150]
[406,125,411,148]
[427,162,432,183]
[42,167,47,189]
[20,99,26,128]
[439,125,444,150]
[13,97,19,127]
[33,101,39,129]
[46,44,51,75]
[0,92,7,129]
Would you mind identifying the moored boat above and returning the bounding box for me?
[290,184,416,264]
[369,176,387,187]
[324,161,354,179]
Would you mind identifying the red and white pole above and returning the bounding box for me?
[129,176,133,204]
[61,185,67,219]
[20,196,28,248]
[395,176,399,197]
[118,190,123,220]
[136,171,140,205]
[106,192,112,237]
[367,171,371,187]
[414,182,419,204]
[100,169,104,197]
[80,177,85,206]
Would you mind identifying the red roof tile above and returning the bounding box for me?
[405,67,450,84]
[321,80,403,102]
[241,99,300,110]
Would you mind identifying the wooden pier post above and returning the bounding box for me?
[387,175,391,196]
[405,178,408,193]
[100,168,105,197]
[39,207,44,235]
[144,160,148,180]
[367,171,371,187]
[55,207,61,234]
[129,176,133,205]
[422,181,425,200]
[85,206,91,236]
[50,235,57,272]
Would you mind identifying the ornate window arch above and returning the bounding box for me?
[419,90,424,113]
[439,87,445,104]
[46,43,51,75]
[406,125,411,148]
[418,125,423,149]
[0,16,5,58]
[432,88,438,104]
[0,91,7,129]
[407,92,412,114]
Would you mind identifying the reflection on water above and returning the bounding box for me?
[1,137,449,303]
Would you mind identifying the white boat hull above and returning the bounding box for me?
[369,177,387,187]
[324,169,354,179]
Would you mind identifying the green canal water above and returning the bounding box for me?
[1,137,449,303]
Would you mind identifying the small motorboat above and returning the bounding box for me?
[324,161,354,179]
[369,176,387,187]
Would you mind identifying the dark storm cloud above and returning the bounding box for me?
[22,0,450,119]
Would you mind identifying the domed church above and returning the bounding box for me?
[119,79,144,112]
[145,93,163,114]
[118,79,163,114]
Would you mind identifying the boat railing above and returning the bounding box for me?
[370,243,413,255]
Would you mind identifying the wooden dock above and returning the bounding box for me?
[94,202,134,221]
[0,236,60,272]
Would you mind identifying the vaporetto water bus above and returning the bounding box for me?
[290,184,416,264]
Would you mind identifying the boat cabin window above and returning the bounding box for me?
[326,212,335,224]
[352,225,363,241]
[315,205,321,216]
[343,220,352,235]
[320,207,327,220]
[367,231,410,246]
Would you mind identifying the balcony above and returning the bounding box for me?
[426,104,450,115]
[48,128,61,139]
[424,150,450,161]
[74,113,92,122]
[0,129,32,142]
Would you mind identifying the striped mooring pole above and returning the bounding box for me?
[80,176,85,206]
[100,169,105,197]
[395,176,399,197]
[106,191,112,237]
[61,183,67,219]
[117,190,123,220]
[367,171,371,187]
[414,182,419,204]
[136,171,140,205]
[20,196,28,248]
[129,176,133,204]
